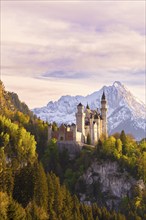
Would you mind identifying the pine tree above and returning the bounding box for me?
[0,191,9,220]
[52,173,64,219]
[33,162,48,211]
[120,130,127,154]
[13,163,34,207]
[7,199,26,220]
[61,185,73,220]
[120,130,127,144]
[80,204,94,220]
[92,203,102,220]
[72,195,82,220]
[0,160,14,195]
[47,172,57,220]
[26,201,48,220]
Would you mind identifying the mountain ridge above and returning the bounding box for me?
[33,81,146,140]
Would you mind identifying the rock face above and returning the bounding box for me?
[77,159,145,210]
[57,141,82,158]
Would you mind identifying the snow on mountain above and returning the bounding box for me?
[32,81,146,140]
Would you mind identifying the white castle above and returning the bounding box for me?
[48,92,108,145]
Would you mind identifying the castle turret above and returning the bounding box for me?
[86,103,90,110]
[76,103,85,136]
[100,91,108,138]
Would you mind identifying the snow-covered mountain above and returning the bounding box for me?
[32,81,146,140]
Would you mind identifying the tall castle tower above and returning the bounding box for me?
[100,91,108,138]
[76,103,85,135]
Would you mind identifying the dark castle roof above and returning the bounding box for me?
[86,103,90,109]
[102,91,106,100]
[94,114,99,119]
[78,102,83,107]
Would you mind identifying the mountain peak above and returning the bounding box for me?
[113,81,123,87]
[32,82,146,140]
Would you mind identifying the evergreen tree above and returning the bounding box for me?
[72,195,82,220]
[33,162,48,211]
[120,130,127,145]
[26,201,48,220]
[0,191,9,220]
[92,203,102,219]
[13,163,34,207]
[42,138,60,174]
[7,199,26,220]
[52,173,64,219]
[61,185,73,220]
[80,204,94,220]
[120,130,127,154]
[47,172,57,220]
[0,166,14,195]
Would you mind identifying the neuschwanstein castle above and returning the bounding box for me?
[48,92,108,145]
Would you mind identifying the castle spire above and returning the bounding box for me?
[86,103,90,109]
[100,90,108,138]
[101,91,106,100]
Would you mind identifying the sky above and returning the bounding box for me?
[1,0,146,108]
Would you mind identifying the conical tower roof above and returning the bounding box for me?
[101,91,106,100]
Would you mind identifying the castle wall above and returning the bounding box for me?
[76,131,83,143]
[70,125,77,141]
[101,114,108,138]
[65,131,74,141]
[94,118,101,141]
[52,131,59,140]
[85,108,91,118]
[85,125,90,136]
[89,118,94,144]
[98,119,102,139]
[93,123,98,145]
[51,125,74,141]
[67,126,71,131]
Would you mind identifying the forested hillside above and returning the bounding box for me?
[0,80,146,220]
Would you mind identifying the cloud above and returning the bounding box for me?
[2,75,95,108]
[42,71,90,79]
[2,26,145,76]
[1,1,145,106]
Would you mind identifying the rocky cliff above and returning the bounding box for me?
[76,159,145,210]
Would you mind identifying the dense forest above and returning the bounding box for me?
[0,80,146,220]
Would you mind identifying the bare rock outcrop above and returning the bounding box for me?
[77,159,145,209]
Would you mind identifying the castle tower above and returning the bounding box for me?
[100,91,108,138]
[70,123,77,141]
[94,115,101,141]
[76,103,85,135]
[93,122,97,145]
